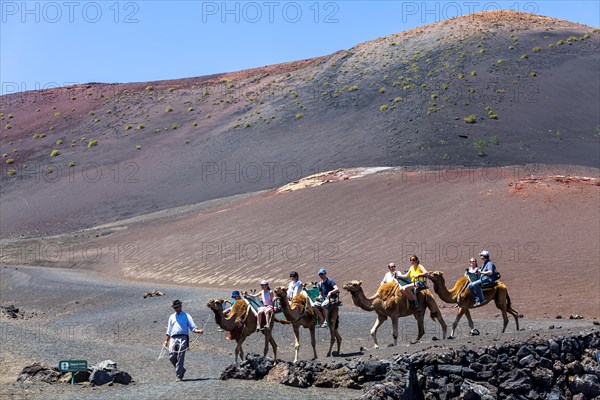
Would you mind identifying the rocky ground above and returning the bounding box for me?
[1,265,597,399]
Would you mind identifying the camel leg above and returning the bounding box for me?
[309,325,317,360]
[391,316,399,347]
[437,314,448,339]
[292,325,301,363]
[450,307,467,338]
[464,308,475,336]
[370,314,387,349]
[261,329,277,364]
[328,309,339,357]
[508,306,520,331]
[411,309,425,344]
[327,313,341,357]
[236,335,247,364]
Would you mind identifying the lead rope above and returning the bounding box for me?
[156,314,209,361]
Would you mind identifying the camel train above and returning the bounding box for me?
[207,257,518,363]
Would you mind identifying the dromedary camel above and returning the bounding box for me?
[427,271,519,338]
[207,298,280,364]
[342,280,447,348]
[272,287,317,362]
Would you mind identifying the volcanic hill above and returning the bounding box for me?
[0,11,599,238]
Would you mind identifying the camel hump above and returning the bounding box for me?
[377,281,399,299]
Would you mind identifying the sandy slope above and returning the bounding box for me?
[2,166,598,320]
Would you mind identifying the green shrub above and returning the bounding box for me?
[50,150,61,157]
[379,87,386,94]
[520,54,528,59]
[145,85,153,91]
[463,115,477,123]
[470,70,476,76]
[88,139,98,148]
[394,97,402,103]
[54,112,61,117]
[56,139,63,145]
[68,162,76,167]
[533,46,542,52]
[125,125,132,130]
[136,124,145,130]
[171,123,179,130]
[295,113,304,119]
[165,106,173,112]
[530,71,537,77]
[491,135,500,145]
[458,73,464,79]
[473,139,487,155]
[380,104,389,111]
[5,158,14,164]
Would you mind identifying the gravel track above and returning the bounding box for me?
[0,265,595,399]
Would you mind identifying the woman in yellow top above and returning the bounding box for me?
[397,255,430,309]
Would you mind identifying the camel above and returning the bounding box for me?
[272,287,317,362]
[342,280,447,348]
[427,271,519,338]
[207,298,279,364]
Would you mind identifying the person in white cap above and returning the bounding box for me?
[468,250,497,307]
[246,280,275,331]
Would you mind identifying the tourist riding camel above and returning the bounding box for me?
[273,287,319,362]
[427,267,519,338]
[207,298,281,364]
[343,280,447,347]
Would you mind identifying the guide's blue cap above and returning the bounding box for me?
[231,290,241,298]
[318,268,327,275]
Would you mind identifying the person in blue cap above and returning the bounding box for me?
[224,290,242,317]
[314,268,339,328]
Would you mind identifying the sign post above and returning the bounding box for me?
[58,360,88,385]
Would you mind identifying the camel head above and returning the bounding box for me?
[342,280,363,293]
[206,298,225,311]
[273,286,287,298]
[428,271,444,283]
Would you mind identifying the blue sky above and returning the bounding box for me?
[2,1,599,94]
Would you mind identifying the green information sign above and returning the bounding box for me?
[58,360,88,384]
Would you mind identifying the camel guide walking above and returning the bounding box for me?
[164,299,204,381]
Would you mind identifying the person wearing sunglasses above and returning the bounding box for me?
[397,255,429,309]
[381,262,400,285]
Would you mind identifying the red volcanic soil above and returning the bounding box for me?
[3,166,598,319]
